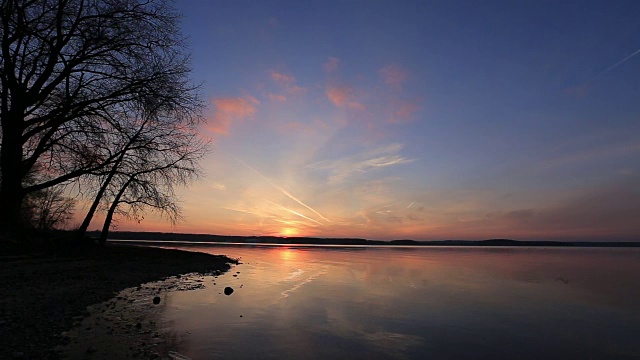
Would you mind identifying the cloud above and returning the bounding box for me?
[286,85,306,95]
[495,179,640,240]
[236,157,331,223]
[433,177,640,241]
[208,96,260,134]
[388,100,420,123]
[209,182,226,191]
[325,85,365,110]
[307,143,415,184]
[378,64,408,89]
[270,70,296,85]
[323,57,340,73]
[269,70,306,96]
[268,93,287,102]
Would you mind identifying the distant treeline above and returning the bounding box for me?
[86,231,640,247]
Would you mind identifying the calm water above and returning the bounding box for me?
[148,244,640,359]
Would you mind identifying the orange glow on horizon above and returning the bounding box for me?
[281,227,299,237]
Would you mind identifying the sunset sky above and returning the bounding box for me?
[97,0,640,241]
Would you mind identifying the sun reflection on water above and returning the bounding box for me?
[278,247,298,261]
[157,245,640,359]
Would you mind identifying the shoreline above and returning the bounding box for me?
[95,231,640,247]
[60,271,221,359]
[0,244,237,359]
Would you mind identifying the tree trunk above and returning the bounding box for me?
[77,179,109,240]
[77,157,124,239]
[79,130,139,240]
[0,182,24,231]
[99,177,133,246]
[0,112,25,232]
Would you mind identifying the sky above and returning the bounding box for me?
[91,0,640,241]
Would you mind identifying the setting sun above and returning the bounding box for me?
[76,0,640,243]
[4,1,640,359]
[281,228,299,237]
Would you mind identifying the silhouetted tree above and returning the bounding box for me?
[74,111,207,244]
[12,165,77,231]
[75,116,151,239]
[22,185,76,231]
[0,0,202,232]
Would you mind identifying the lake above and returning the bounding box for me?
[146,244,640,359]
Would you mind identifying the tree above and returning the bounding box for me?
[0,0,202,231]
[75,115,151,239]
[22,185,75,231]
[74,109,206,243]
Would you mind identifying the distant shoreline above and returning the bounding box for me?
[91,231,640,248]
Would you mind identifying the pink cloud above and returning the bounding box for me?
[269,70,306,96]
[378,64,408,89]
[326,85,365,111]
[287,85,306,95]
[270,70,296,85]
[388,100,420,123]
[323,57,340,73]
[268,93,287,102]
[208,96,259,134]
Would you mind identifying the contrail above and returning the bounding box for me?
[569,47,640,92]
[235,157,331,223]
[407,201,415,209]
[598,47,640,76]
[262,198,323,226]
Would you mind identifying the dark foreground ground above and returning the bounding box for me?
[0,242,237,359]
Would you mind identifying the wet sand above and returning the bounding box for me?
[0,244,237,359]
[60,273,218,359]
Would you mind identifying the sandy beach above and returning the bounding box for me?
[0,243,237,359]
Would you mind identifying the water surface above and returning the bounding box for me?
[149,244,640,359]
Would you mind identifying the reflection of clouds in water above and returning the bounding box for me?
[319,300,424,358]
[285,268,304,281]
[157,246,640,359]
[317,307,424,359]
[279,270,327,299]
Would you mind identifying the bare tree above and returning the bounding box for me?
[18,165,76,231]
[75,116,151,239]
[22,185,75,231]
[75,109,207,243]
[0,0,202,231]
